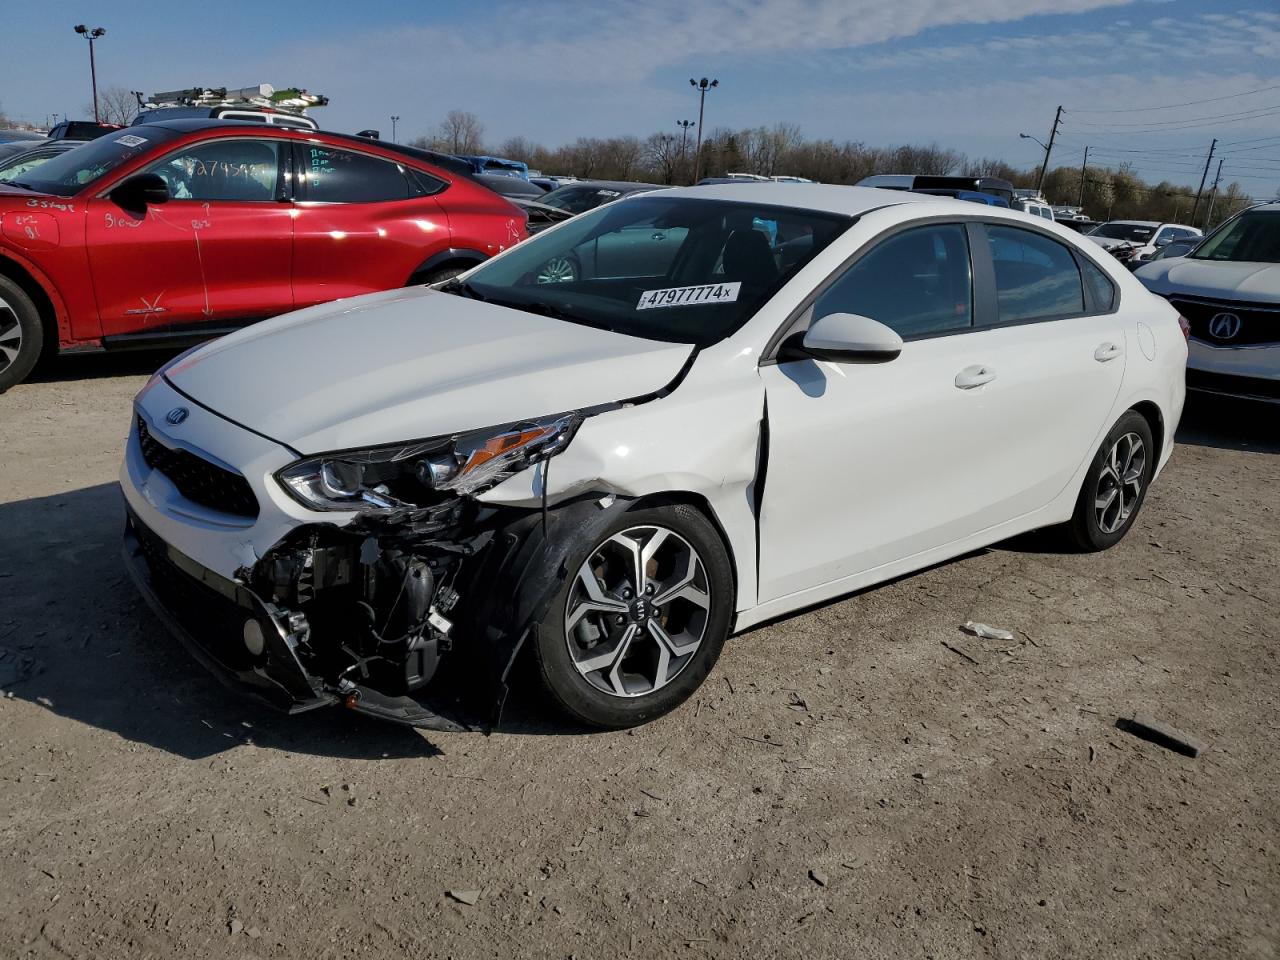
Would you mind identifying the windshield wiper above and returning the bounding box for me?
[4,180,38,191]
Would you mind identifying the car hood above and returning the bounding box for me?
[164,286,694,454]
[1086,235,1139,251]
[1134,258,1280,304]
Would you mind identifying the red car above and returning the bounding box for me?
[0,119,527,391]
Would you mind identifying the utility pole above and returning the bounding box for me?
[74,25,107,123]
[1203,158,1225,229]
[390,115,400,143]
[1076,145,1090,209]
[1190,138,1217,224]
[689,78,719,184]
[1036,105,1062,196]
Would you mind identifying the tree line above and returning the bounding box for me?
[412,110,1259,229]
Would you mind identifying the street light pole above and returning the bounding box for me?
[689,78,718,184]
[74,25,107,123]
[391,115,400,143]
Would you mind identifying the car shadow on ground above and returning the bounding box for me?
[1175,393,1280,454]
[0,483,588,760]
[28,348,184,385]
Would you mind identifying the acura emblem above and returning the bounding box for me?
[165,407,190,425]
[1208,312,1242,340]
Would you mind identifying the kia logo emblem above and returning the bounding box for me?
[165,407,190,425]
[1208,312,1242,340]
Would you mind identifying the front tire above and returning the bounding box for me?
[0,276,44,394]
[1066,410,1155,551]
[533,504,733,728]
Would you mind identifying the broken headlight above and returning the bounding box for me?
[276,414,580,513]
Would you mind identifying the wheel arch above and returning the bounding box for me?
[0,252,64,356]
[1128,399,1165,461]
[625,490,742,610]
[406,248,488,284]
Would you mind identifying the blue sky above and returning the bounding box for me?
[3,0,1277,196]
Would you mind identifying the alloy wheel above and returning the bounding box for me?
[0,294,22,376]
[1095,432,1146,534]
[536,256,578,284]
[564,525,712,698]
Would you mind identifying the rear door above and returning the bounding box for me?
[85,135,294,336]
[289,142,450,307]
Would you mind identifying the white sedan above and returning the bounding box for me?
[120,184,1187,730]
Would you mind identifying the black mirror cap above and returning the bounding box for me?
[776,331,901,365]
[109,172,170,216]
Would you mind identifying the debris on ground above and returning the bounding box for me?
[941,641,980,665]
[961,621,1016,641]
[809,868,828,887]
[448,889,481,906]
[228,918,243,936]
[1116,713,1207,758]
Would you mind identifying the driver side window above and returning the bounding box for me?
[813,224,973,338]
[146,139,283,202]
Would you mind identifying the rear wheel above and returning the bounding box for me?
[1065,410,1155,551]
[412,264,472,286]
[533,504,733,728]
[0,276,44,394]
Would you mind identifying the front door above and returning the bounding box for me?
[86,136,294,337]
[757,220,1126,604]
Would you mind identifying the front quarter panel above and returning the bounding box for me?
[478,348,765,613]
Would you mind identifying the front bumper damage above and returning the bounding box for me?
[123,491,631,732]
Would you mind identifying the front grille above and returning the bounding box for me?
[129,514,257,670]
[1186,369,1280,402]
[1169,296,1280,348]
[137,416,260,518]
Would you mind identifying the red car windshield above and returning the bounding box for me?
[8,126,181,197]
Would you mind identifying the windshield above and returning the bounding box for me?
[541,184,639,214]
[0,149,63,181]
[451,195,853,347]
[1191,210,1280,264]
[1089,223,1156,242]
[10,126,180,196]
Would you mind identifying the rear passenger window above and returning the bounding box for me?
[302,146,411,202]
[1080,257,1116,312]
[813,224,973,338]
[985,225,1084,323]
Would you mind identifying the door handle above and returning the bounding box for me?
[1094,342,1124,362]
[955,365,996,390]
[651,232,666,241]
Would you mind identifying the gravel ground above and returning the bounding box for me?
[1,354,1277,960]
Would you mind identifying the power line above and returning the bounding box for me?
[1066,103,1280,130]
[1065,82,1280,115]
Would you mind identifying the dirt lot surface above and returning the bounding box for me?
[1,354,1277,960]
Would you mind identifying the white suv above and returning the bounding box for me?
[1136,203,1279,403]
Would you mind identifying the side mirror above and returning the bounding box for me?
[1154,236,1172,247]
[783,312,903,363]
[109,172,169,215]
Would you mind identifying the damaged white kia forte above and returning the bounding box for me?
[120,184,1187,731]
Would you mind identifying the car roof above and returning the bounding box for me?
[129,119,475,177]
[551,179,663,192]
[1104,220,1161,227]
[656,182,940,215]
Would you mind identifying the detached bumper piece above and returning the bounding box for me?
[122,510,468,731]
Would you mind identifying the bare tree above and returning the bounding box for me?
[643,133,680,184]
[96,86,140,125]
[496,136,540,162]
[434,110,485,155]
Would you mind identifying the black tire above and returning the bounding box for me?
[1065,410,1155,552]
[0,275,44,394]
[533,504,733,728]
[411,264,472,286]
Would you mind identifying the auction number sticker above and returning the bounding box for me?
[114,134,148,147]
[637,282,741,310]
